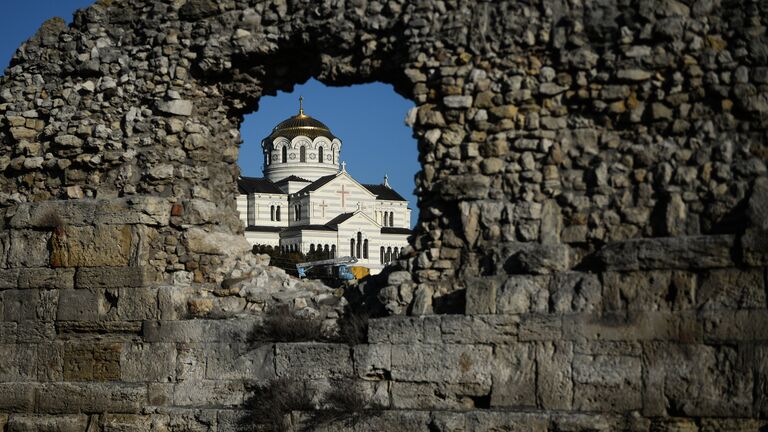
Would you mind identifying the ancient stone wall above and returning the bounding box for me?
[0,0,766,430]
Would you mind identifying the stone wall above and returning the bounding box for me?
[0,0,767,430]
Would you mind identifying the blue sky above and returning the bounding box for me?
[1,2,420,226]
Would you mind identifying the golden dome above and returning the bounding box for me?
[264,98,337,141]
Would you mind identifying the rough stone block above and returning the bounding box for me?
[0,269,20,289]
[6,415,88,432]
[0,344,37,381]
[367,316,439,344]
[57,289,100,321]
[36,383,146,414]
[518,314,561,341]
[549,272,601,313]
[642,343,753,417]
[563,311,687,342]
[392,344,492,386]
[99,414,153,432]
[205,342,274,381]
[9,198,171,228]
[121,343,176,382]
[143,319,253,343]
[116,287,159,320]
[50,225,132,267]
[741,228,768,267]
[440,315,518,344]
[464,276,500,314]
[63,343,122,381]
[75,266,158,289]
[698,268,766,309]
[275,343,352,379]
[175,343,207,381]
[391,382,487,410]
[490,343,536,407]
[36,343,63,381]
[17,321,55,343]
[0,322,18,344]
[496,275,549,314]
[353,344,391,379]
[0,383,34,412]
[185,227,251,256]
[7,230,50,268]
[536,341,573,410]
[573,354,642,412]
[2,290,40,321]
[701,309,768,342]
[596,235,736,271]
[506,244,571,274]
[602,270,696,312]
[756,345,768,417]
[465,411,548,432]
[173,380,243,406]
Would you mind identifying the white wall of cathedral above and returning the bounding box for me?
[238,193,288,228]
[263,136,341,182]
[244,231,280,247]
[374,200,411,228]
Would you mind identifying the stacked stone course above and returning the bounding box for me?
[1,0,767,430]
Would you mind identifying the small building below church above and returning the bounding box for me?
[236,101,412,274]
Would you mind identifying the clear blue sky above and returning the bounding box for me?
[1,2,420,225]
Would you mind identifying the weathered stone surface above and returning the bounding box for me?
[491,343,536,407]
[50,225,132,268]
[205,343,274,381]
[75,267,158,289]
[7,230,50,268]
[143,319,253,343]
[121,343,176,382]
[596,236,736,271]
[0,383,34,412]
[157,100,193,116]
[391,344,492,386]
[275,343,352,379]
[36,383,146,414]
[573,354,642,412]
[173,380,243,407]
[603,270,696,312]
[496,275,549,314]
[549,272,601,313]
[185,228,251,256]
[6,415,88,432]
[536,341,573,410]
[699,268,766,309]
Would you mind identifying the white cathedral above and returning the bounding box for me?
[236,100,412,274]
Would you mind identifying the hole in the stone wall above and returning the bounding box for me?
[235,79,417,277]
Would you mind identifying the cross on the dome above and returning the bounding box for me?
[337,185,350,209]
[299,96,304,115]
[341,161,347,172]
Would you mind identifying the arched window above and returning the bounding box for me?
[300,146,306,162]
[281,146,287,163]
[310,244,315,253]
[324,244,329,258]
[276,206,281,221]
[318,146,324,164]
[382,212,387,227]
[380,247,385,264]
[389,212,394,227]
[350,239,355,257]
[265,151,270,166]
[400,247,405,257]
[331,245,336,258]
[363,239,369,259]
[356,232,362,259]
[333,148,336,164]
[270,205,275,221]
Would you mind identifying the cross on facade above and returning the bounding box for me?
[318,200,328,217]
[337,185,350,208]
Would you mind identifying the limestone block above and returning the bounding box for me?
[175,343,207,382]
[98,414,154,432]
[121,343,176,382]
[0,269,20,289]
[143,319,253,343]
[205,343,274,381]
[391,344,492,386]
[5,415,88,432]
[741,228,768,266]
[549,272,601,313]
[0,344,37,381]
[36,343,63,381]
[596,235,736,271]
[63,343,122,381]
[747,176,768,230]
[367,316,440,344]
[701,309,768,342]
[573,354,642,412]
[757,345,768,417]
[496,275,549,314]
[17,268,75,289]
[353,344,391,379]
[506,244,571,274]
[75,267,158,289]
[0,383,34,412]
[391,382,487,410]
[17,321,55,343]
[57,289,100,321]
[602,270,696,312]
[185,227,251,256]
[10,198,171,228]
[536,341,573,410]
[116,288,159,320]
[465,411,548,432]
[700,419,768,432]
[173,380,243,406]
[518,314,562,341]
[563,311,684,342]
[440,315,518,344]
[8,230,50,268]
[0,323,18,344]
[490,343,536,407]
[156,99,193,116]
[275,343,352,379]
[2,290,39,321]
[36,383,146,414]
[643,343,753,417]
[698,268,766,309]
[50,225,132,267]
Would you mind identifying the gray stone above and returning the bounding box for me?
[275,343,352,379]
[596,235,736,271]
[536,341,573,410]
[496,275,549,314]
[173,380,243,407]
[121,343,176,382]
[8,230,50,268]
[490,343,536,407]
[36,383,146,414]
[617,69,653,81]
[5,415,88,432]
[747,176,768,230]
[549,272,601,313]
[507,244,571,274]
[0,383,34,412]
[573,354,642,412]
[56,289,100,321]
[156,100,193,116]
[75,267,158,289]
[443,95,473,109]
[391,344,492,386]
[205,343,274,381]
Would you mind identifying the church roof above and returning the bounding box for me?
[362,184,408,202]
[382,227,412,235]
[325,212,356,227]
[238,176,284,194]
[294,174,338,195]
[264,112,337,142]
[245,226,283,232]
[275,175,311,184]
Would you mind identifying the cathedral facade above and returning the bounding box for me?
[236,102,412,274]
